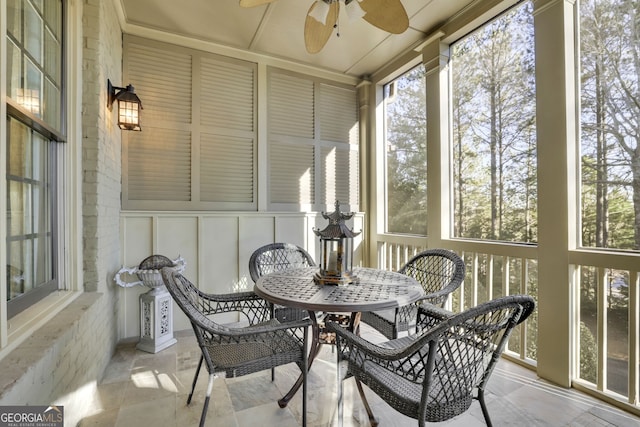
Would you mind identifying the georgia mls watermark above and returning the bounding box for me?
[0,406,63,427]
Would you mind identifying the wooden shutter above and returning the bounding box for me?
[269,73,314,138]
[267,69,359,210]
[126,42,192,126]
[268,71,316,206]
[128,128,191,201]
[269,140,315,204]
[319,83,358,145]
[199,56,256,204]
[123,36,257,209]
[125,41,192,203]
[321,145,359,206]
[319,83,359,207]
[200,133,253,203]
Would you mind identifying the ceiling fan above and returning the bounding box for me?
[239,0,409,54]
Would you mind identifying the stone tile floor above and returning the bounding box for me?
[79,325,640,426]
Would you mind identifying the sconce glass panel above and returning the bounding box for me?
[118,99,141,131]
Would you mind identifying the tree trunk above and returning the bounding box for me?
[595,60,609,248]
[490,78,498,241]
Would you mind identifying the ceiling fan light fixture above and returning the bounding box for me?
[309,0,331,25]
[345,0,365,21]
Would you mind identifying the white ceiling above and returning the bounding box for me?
[118,0,475,78]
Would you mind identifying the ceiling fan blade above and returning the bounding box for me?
[304,1,339,54]
[360,0,409,34]
[239,0,277,7]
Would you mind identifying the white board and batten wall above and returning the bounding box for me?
[118,211,364,340]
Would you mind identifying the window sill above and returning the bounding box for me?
[2,290,82,357]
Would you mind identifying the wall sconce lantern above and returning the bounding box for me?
[314,200,360,285]
[107,79,143,131]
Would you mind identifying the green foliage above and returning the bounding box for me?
[580,0,640,250]
[385,65,428,235]
[579,321,598,383]
[451,2,537,243]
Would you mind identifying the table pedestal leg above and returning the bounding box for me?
[276,310,380,427]
[277,311,321,408]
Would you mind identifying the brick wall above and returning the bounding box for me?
[0,294,108,427]
[0,0,128,424]
[82,0,123,295]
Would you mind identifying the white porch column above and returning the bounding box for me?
[422,38,450,248]
[534,0,578,387]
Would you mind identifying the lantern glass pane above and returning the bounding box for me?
[118,99,140,130]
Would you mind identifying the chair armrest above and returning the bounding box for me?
[228,318,311,335]
[416,303,455,332]
[416,288,453,306]
[326,321,434,361]
[199,318,311,346]
[197,289,262,304]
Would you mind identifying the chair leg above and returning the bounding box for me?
[302,325,309,427]
[302,353,308,427]
[478,389,493,427]
[355,379,378,426]
[188,354,204,405]
[199,373,215,427]
[336,364,343,427]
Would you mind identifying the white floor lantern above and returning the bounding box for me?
[115,255,185,353]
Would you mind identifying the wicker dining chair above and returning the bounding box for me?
[360,249,465,340]
[160,267,311,427]
[328,294,535,427]
[249,242,316,322]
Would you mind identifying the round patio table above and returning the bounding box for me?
[254,266,424,425]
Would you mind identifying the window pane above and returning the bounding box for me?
[580,0,640,251]
[25,1,43,64]
[385,65,427,235]
[8,180,32,236]
[25,57,42,117]
[5,0,61,318]
[7,0,63,130]
[451,1,537,243]
[7,0,22,42]
[7,241,28,299]
[7,118,32,177]
[7,39,21,100]
[6,117,55,309]
[43,0,62,39]
[44,77,60,127]
[44,27,61,83]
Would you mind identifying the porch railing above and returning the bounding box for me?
[374,234,640,414]
[375,234,538,365]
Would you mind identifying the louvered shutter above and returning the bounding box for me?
[319,83,359,206]
[199,57,256,204]
[269,73,314,138]
[268,72,316,205]
[128,128,191,200]
[269,140,315,204]
[124,41,193,203]
[267,69,359,210]
[321,146,358,206]
[319,84,359,144]
[123,37,257,209]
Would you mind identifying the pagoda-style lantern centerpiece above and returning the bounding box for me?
[314,201,360,285]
